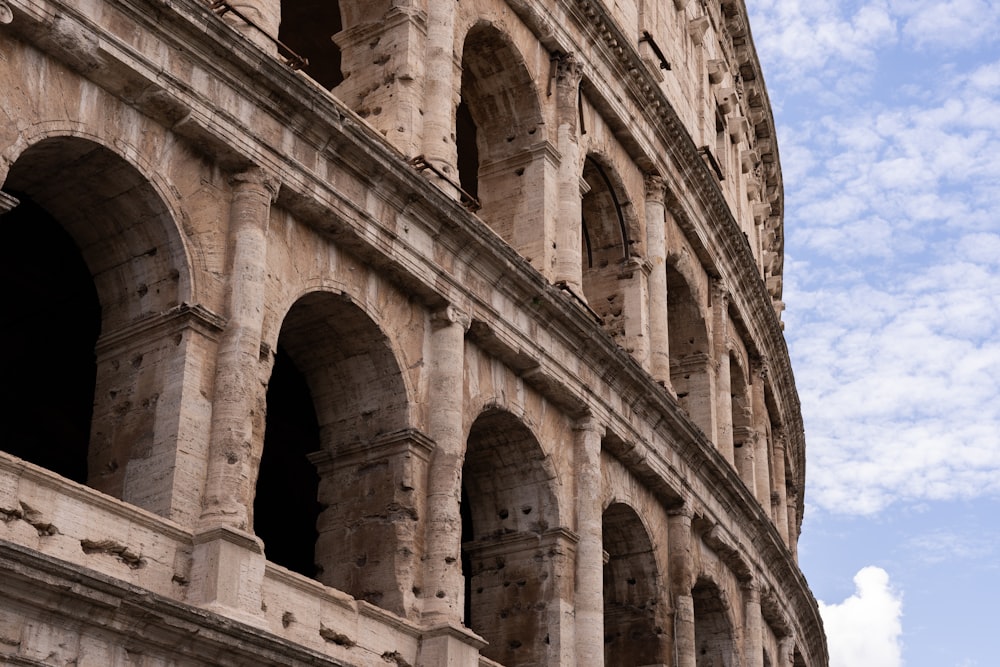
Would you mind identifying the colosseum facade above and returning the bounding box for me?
[0,0,828,665]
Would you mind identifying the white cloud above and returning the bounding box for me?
[902,529,997,565]
[749,1,897,88]
[892,0,1000,49]
[819,566,903,667]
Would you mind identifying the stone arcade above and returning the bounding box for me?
[0,0,828,665]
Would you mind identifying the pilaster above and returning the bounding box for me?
[751,359,773,515]
[421,304,471,623]
[667,508,695,667]
[744,580,764,667]
[554,53,585,294]
[645,174,673,390]
[771,429,791,546]
[200,167,280,531]
[573,417,604,667]
[420,0,459,195]
[712,279,734,462]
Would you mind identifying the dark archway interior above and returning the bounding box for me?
[603,502,664,666]
[460,483,474,625]
[456,99,479,198]
[0,194,98,484]
[254,345,322,578]
[693,579,735,667]
[279,0,343,89]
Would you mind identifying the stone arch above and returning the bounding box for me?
[602,502,669,666]
[667,263,713,436]
[254,289,423,618]
[582,153,634,343]
[279,0,343,89]
[462,407,564,666]
[692,576,738,667]
[1,134,195,517]
[729,349,752,452]
[458,22,549,263]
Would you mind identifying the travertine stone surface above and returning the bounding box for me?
[0,0,826,665]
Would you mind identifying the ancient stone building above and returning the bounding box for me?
[0,0,828,664]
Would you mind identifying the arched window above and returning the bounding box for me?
[667,265,713,436]
[462,408,562,665]
[603,503,668,665]
[1,137,191,518]
[278,0,342,88]
[458,25,549,267]
[0,195,97,484]
[581,155,631,343]
[693,577,737,667]
[254,291,420,618]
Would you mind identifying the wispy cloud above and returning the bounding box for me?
[749,4,1000,516]
[819,566,903,667]
[902,529,997,565]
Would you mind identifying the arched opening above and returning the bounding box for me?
[1,136,190,516]
[0,195,98,483]
[693,578,736,667]
[602,503,668,665]
[667,265,713,435]
[462,408,562,666]
[459,24,548,263]
[731,352,753,487]
[456,99,479,199]
[581,155,630,342]
[254,345,321,578]
[278,0,343,88]
[254,291,418,617]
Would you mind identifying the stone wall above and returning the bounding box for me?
[0,0,825,665]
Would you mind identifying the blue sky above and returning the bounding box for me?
[746,1,1000,665]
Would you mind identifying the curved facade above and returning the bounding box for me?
[0,0,828,665]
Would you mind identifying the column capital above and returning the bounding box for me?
[554,51,584,86]
[644,173,667,203]
[750,354,769,379]
[741,577,762,598]
[431,304,471,331]
[229,166,280,202]
[710,277,731,305]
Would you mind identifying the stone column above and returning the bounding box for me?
[422,305,470,623]
[420,0,459,193]
[668,509,696,667]
[221,0,280,52]
[744,581,764,667]
[712,280,735,463]
[778,636,796,666]
[735,432,757,498]
[619,258,651,368]
[771,429,790,546]
[417,305,481,665]
[574,417,604,667]
[200,168,279,531]
[751,360,772,515]
[786,486,799,562]
[190,168,277,621]
[645,174,672,390]
[554,53,585,295]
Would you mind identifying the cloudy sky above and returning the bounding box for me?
[746,1,1000,665]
